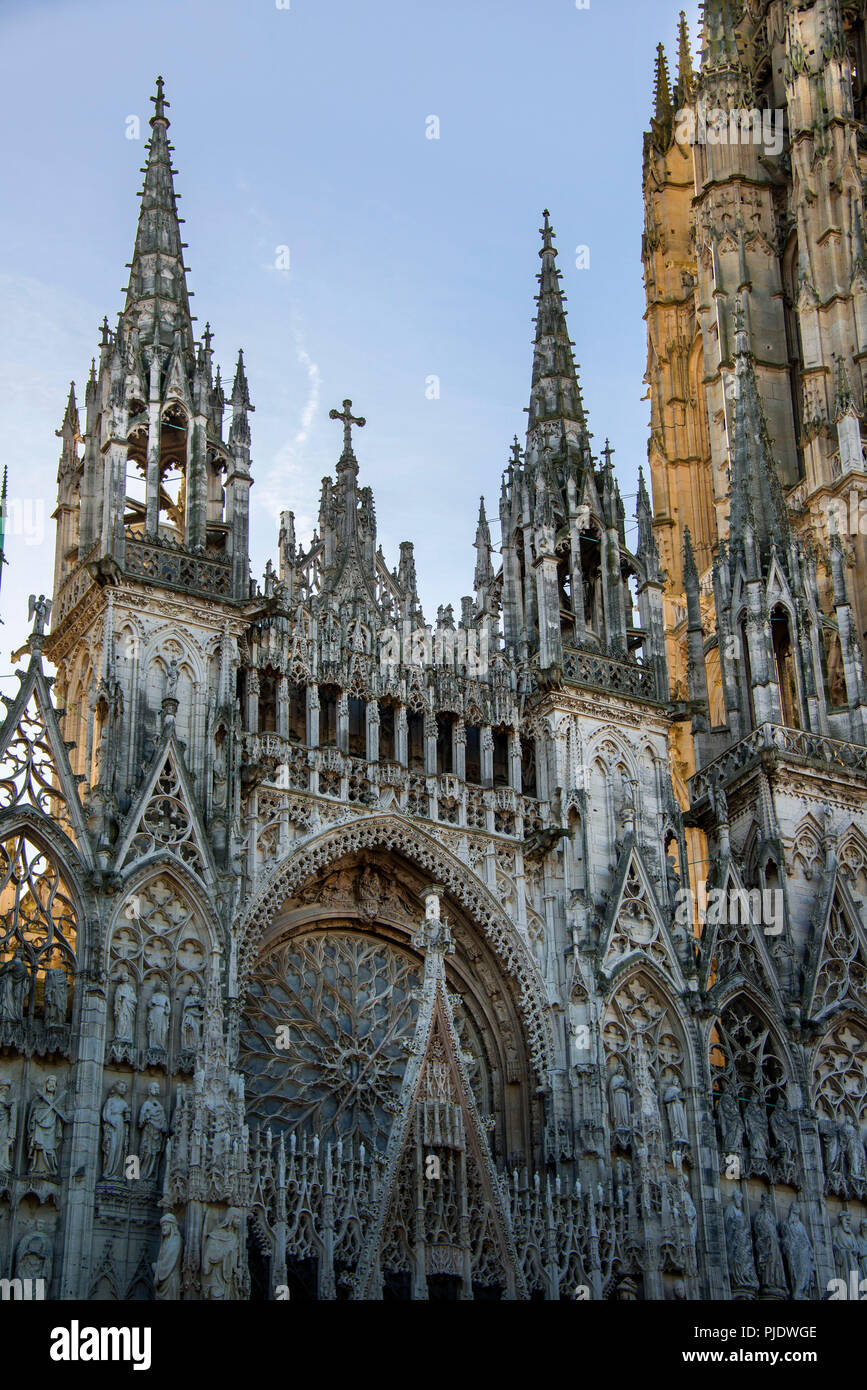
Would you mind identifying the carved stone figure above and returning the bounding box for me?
[42,967,68,1028]
[819,1118,841,1182]
[608,1068,631,1131]
[663,1081,689,1147]
[752,1192,786,1295]
[723,1190,758,1294]
[15,1220,53,1286]
[743,1097,769,1167]
[840,1117,865,1183]
[717,1091,744,1154]
[0,953,29,1023]
[137,1081,168,1181]
[780,1202,814,1300]
[101,1081,131,1179]
[832,1211,861,1283]
[27,1075,67,1175]
[201,1208,244,1300]
[154,1213,183,1299]
[677,1171,697,1271]
[146,985,171,1051]
[770,1105,798,1179]
[0,1079,17,1172]
[112,967,137,1043]
[181,990,203,1050]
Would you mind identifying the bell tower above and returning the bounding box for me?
[44,77,252,868]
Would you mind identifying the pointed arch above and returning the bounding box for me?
[235,814,555,1079]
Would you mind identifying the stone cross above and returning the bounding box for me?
[329,399,366,457]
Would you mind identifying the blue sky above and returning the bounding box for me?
[0,0,700,656]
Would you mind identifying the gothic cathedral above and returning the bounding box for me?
[1,3,867,1301]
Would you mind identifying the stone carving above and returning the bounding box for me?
[663,1080,689,1148]
[101,1081,131,1179]
[181,990,203,1050]
[840,1117,865,1184]
[752,1192,787,1296]
[112,967,137,1043]
[780,1203,814,1300]
[43,967,68,1028]
[723,1191,758,1295]
[0,953,29,1023]
[201,1208,244,1300]
[743,1097,769,1169]
[154,1213,183,1299]
[137,1082,168,1180]
[27,1075,67,1175]
[717,1092,744,1154]
[146,985,171,1051]
[0,1080,17,1172]
[832,1210,862,1283]
[15,1220,53,1286]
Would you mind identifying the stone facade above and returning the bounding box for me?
[0,64,864,1300]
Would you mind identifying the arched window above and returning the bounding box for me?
[0,828,77,1033]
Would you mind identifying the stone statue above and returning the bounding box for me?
[770,1105,798,1179]
[146,985,171,1051]
[752,1192,786,1294]
[180,990,203,1050]
[717,1091,744,1153]
[743,1097,769,1167]
[165,658,179,701]
[677,1171,698,1270]
[101,1080,131,1179]
[112,967,137,1043]
[201,1208,244,1300]
[633,1039,661,1137]
[819,1118,840,1182]
[27,1075,67,1175]
[0,952,29,1023]
[15,1220,53,1286]
[608,1068,631,1131]
[663,1080,689,1148]
[137,1081,168,1181]
[832,1211,862,1283]
[840,1117,865,1184]
[153,1213,183,1299]
[780,1202,814,1300]
[723,1190,758,1294]
[858,1218,867,1277]
[0,1079,17,1172]
[43,967,68,1028]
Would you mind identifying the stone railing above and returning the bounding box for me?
[690,722,867,804]
[54,555,96,623]
[561,647,656,701]
[124,533,232,599]
[243,738,539,837]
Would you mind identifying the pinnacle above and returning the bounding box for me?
[123,77,193,349]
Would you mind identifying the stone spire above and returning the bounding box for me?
[650,43,674,150]
[229,349,253,455]
[674,11,695,106]
[473,497,493,592]
[636,467,662,584]
[526,210,591,467]
[123,76,194,351]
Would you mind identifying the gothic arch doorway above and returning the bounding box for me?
[239,847,536,1169]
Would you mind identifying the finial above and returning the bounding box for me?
[539,209,556,255]
[601,438,615,469]
[329,398,366,457]
[151,75,170,127]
